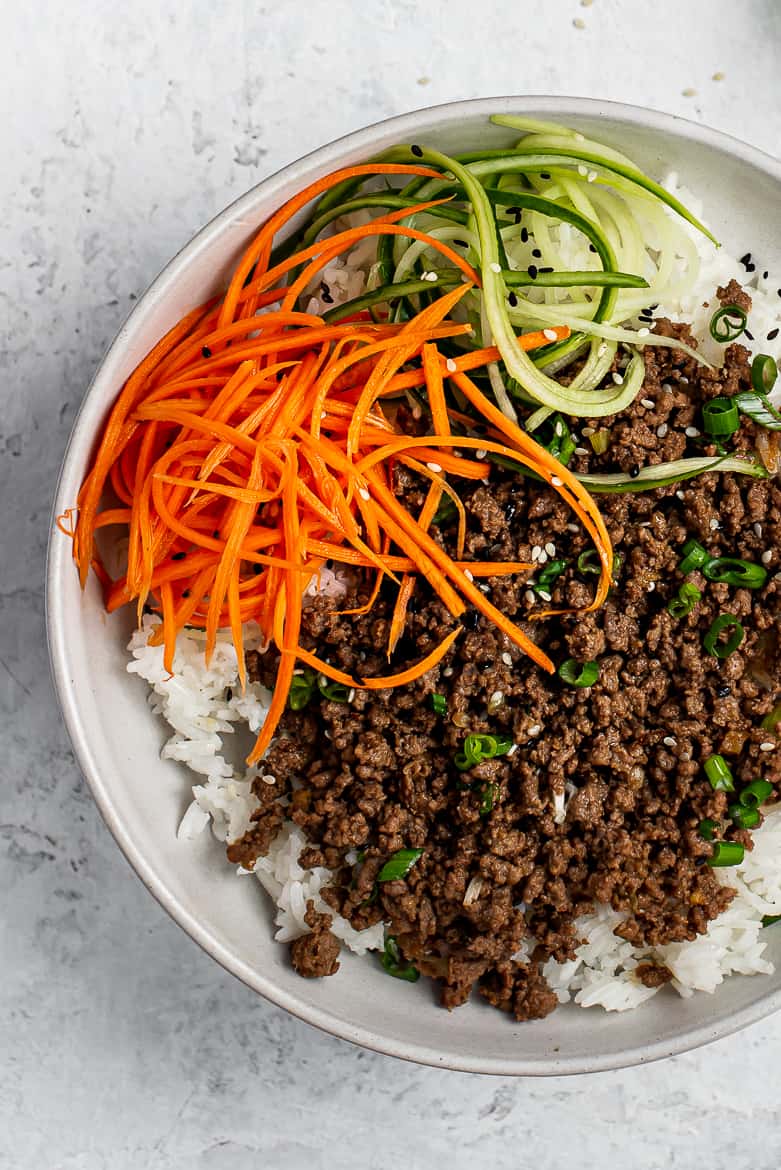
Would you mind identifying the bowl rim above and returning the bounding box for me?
[47,94,781,1077]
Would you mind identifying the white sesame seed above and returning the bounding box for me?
[446,358,457,373]
[411,406,422,420]
[554,421,564,436]
[551,475,563,486]
[525,589,536,604]
[545,541,556,557]
[567,523,579,533]
[543,328,558,341]
[754,522,763,538]
[656,424,669,438]
[760,742,775,752]
[574,446,589,456]
[709,518,720,530]
[479,583,490,593]
[531,545,542,562]
[762,550,773,565]
[427,271,440,282]
[679,376,689,385]
[443,666,454,677]
[463,568,474,581]
[573,16,586,28]
[501,652,513,666]
[587,170,598,183]
[261,773,276,786]
[358,487,370,501]
[577,164,588,176]
[647,581,656,592]
[506,743,518,757]
[676,490,685,500]
[528,724,541,737]
[685,426,700,438]
[662,383,673,394]
[476,448,487,459]
[489,261,502,274]
[582,426,595,436]
[538,550,548,564]
[347,689,356,703]
[641,397,655,409]
[638,327,650,337]
[537,589,552,601]
[663,736,677,748]
[426,462,442,473]
[490,690,503,705]
[612,372,624,386]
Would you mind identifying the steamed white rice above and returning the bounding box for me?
[127,167,781,1012]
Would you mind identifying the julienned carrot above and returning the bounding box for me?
[60,153,610,768]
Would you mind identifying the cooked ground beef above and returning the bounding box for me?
[239,315,781,1021]
[289,902,341,978]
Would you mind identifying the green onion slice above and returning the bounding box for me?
[558,658,599,687]
[739,779,773,808]
[317,675,352,703]
[455,732,513,770]
[702,396,740,437]
[728,803,761,830]
[480,783,499,816]
[704,754,735,792]
[703,614,745,659]
[534,558,568,597]
[679,538,709,574]
[667,582,701,619]
[735,390,781,432]
[751,353,779,396]
[289,669,317,710]
[709,304,747,343]
[431,693,447,716]
[377,848,424,883]
[707,841,745,867]
[698,818,719,841]
[702,556,768,589]
[761,704,781,733]
[379,935,420,982]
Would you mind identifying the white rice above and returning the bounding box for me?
[126,165,781,1008]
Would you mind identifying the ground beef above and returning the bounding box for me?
[231,311,781,1021]
[289,902,341,978]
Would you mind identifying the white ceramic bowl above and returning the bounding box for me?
[47,97,781,1075]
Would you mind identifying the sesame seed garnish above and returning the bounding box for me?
[685,426,700,438]
[527,264,538,279]
[531,545,542,562]
[171,551,186,561]
[543,329,558,342]
[551,475,563,486]
[463,569,474,581]
[574,446,589,455]
[525,589,536,604]
[545,541,556,557]
[662,383,673,394]
[641,397,655,409]
[573,16,586,28]
[489,261,501,274]
[411,144,423,157]
[520,227,529,243]
[760,742,775,752]
[754,523,763,538]
[537,590,552,602]
[656,424,669,438]
[762,550,773,565]
[532,248,542,259]
[539,267,554,274]
[647,581,656,592]
[490,690,503,705]
[506,743,518,757]
[446,358,457,373]
[740,252,752,266]
[567,523,579,533]
[745,329,754,341]
[663,736,677,748]
[528,724,541,737]
[577,165,588,176]
[768,328,779,341]
[476,448,487,459]
[201,345,212,358]
[426,462,442,473]
[501,652,513,666]
[676,490,685,500]
[612,372,624,385]
[582,426,595,436]
[423,270,439,282]
[443,666,454,677]
[709,518,720,530]
[538,550,548,564]
[638,327,650,338]
[508,292,518,307]
[358,487,370,501]
[587,170,598,183]
[630,465,641,478]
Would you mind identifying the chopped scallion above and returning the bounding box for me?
[455,732,513,771]
[379,935,420,982]
[702,396,740,437]
[534,558,568,596]
[377,848,424,883]
[703,613,745,659]
[728,803,761,830]
[735,389,781,432]
[702,556,767,589]
[698,818,719,841]
[431,693,447,716]
[558,658,599,687]
[709,304,747,343]
[289,669,317,710]
[704,754,735,792]
[738,779,773,808]
[667,582,701,619]
[750,353,779,396]
[678,538,709,574]
[317,675,352,703]
[707,841,745,867]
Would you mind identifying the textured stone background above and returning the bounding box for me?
[2,1,781,1166]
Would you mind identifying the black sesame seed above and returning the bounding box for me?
[171,551,186,561]
[508,291,518,307]
[538,266,554,274]
[532,248,542,259]
[767,328,779,341]
[746,262,756,273]
[778,289,781,298]
[182,589,190,599]
[763,271,769,280]
[740,252,752,266]
[527,264,538,279]
[410,144,423,158]
[213,530,220,538]
[540,172,551,180]
[630,465,641,478]
[326,559,334,569]
[716,684,731,698]
[520,227,529,243]
[201,345,212,358]
[320,281,334,304]
[745,329,754,341]
[252,563,262,575]
[588,244,597,253]
[453,238,469,248]
[649,304,659,311]
[225,688,233,702]
[462,609,480,630]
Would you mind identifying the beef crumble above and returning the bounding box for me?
[237,319,781,1021]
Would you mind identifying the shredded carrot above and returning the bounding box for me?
[58,156,610,768]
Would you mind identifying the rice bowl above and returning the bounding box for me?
[47,98,781,1071]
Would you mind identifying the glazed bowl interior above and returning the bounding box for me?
[47,97,781,1075]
